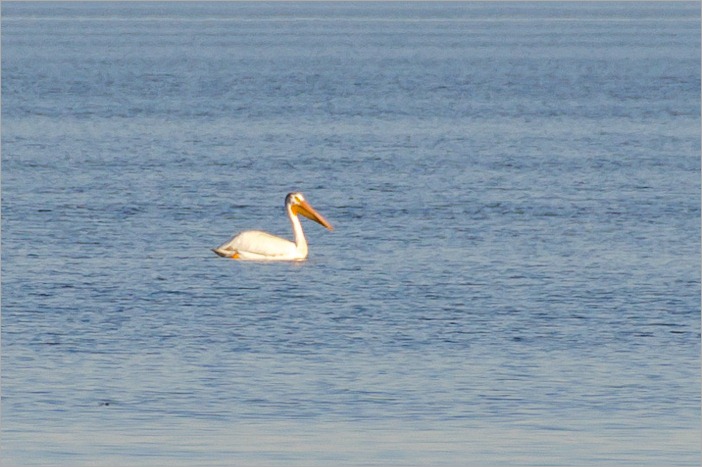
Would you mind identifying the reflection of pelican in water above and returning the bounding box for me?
[212,192,333,261]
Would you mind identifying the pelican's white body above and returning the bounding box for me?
[213,192,332,261]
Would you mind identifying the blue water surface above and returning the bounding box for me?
[2,2,700,466]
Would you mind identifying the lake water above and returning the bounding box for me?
[1,2,700,466]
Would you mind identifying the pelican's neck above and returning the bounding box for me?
[287,204,308,256]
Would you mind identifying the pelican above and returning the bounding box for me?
[212,192,333,261]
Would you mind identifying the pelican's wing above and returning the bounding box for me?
[215,230,297,259]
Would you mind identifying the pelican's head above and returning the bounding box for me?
[286,192,334,231]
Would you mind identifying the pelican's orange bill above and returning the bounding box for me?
[294,200,334,230]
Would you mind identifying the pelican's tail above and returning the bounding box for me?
[212,248,227,257]
[212,247,240,259]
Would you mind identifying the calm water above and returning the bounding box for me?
[2,2,700,465]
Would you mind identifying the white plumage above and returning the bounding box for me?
[212,192,333,261]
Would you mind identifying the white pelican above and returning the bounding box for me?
[212,192,333,261]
